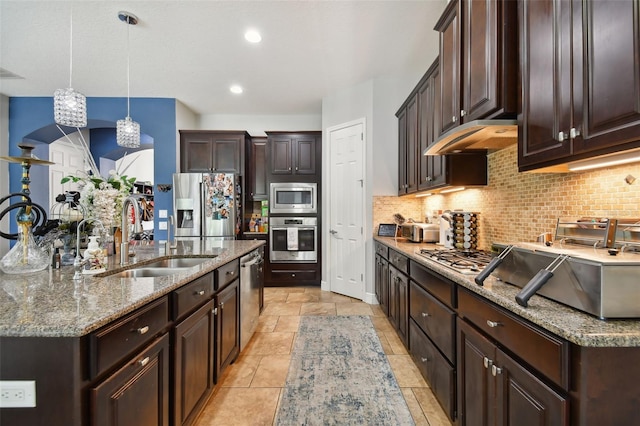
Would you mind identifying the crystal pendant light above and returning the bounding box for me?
[54,6,87,128]
[116,11,140,148]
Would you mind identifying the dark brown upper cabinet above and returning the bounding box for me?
[519,0,640,172]
[435,0,518,137]
[246,137,268,200]
[398,93,419,195]
[418,58,446,191]
[180,131,248,174]
[267,132,320,177]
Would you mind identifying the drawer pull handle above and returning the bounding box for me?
[138,356,150,367]
[486,320,501,328]
[420,357,429,363]
[137,326,150,335]
[483,356,493,369]
[196,290,205,296]
[291,273,296,277]
[491,364,503,376]
[227,270,235,276]
[421,312,430,318]
[220,302,224,309]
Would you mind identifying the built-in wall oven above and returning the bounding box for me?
[270,182,317,214]
[270,217,317,263]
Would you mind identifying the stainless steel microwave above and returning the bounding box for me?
[269,182,317,214]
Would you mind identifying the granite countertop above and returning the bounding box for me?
[374,236,640,348]
[0,239,265,338]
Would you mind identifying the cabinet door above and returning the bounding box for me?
[270,137,293,174]
[388,265,400,329]
[495,349,568,426]
[211,136,242,173]
[91,334,170,426]
[181,136,214,172]
[518,0,573,170]
[457,318,495,426]
[248,138,268,200]
[396,271,409,346]
[215,279,240,382]
[375,255,389,316]
[405,93,419,194]
[572,0,640,155]
[397,107,408,195]
[173,300,215,426]
[293,137,316,175]
[437,0,461,136]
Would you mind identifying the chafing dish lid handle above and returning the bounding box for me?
[515,270,554,307]
[474,245,515,286]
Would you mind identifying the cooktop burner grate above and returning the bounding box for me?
[416,248,493,274]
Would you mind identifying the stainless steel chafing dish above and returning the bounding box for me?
[480,218,640,319]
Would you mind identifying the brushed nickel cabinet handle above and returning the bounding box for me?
[196,290,205,296]
[138,356,150,367]
[137,326,149,335]
[421,357,429,363]
[421,312,430,318]
[486,320,501,328]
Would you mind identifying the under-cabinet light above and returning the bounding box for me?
[568,150,640,171]
[415,193,432,198]
[440,187,465,194]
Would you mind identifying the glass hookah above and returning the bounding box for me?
[0,144,54,274]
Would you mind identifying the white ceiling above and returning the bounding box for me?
[0,0,447,116]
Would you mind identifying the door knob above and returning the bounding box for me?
[330,229,338,235]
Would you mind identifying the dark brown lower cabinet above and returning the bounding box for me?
[375,254,389,316]
[388,265,409,342]
[215,278,240,382]
[91,333,170,426]
[457,318,568,426]
[173,300,215,426]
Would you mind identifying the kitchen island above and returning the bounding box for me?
[374,236,640,425]
[0,239,265,426]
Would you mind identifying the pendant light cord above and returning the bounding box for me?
[126,16,131,117]
[69,6,73,88]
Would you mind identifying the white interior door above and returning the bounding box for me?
[328,120,365,300]
[49,140,84,210]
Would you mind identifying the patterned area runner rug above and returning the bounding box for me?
[275,315,415,425]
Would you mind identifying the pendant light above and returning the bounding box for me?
[54,5,87,128]
[116,11,140,148]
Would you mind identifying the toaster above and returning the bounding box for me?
[401,223,439,243]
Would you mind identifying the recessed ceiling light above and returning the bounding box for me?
[230,85,243,94]
[244,30,262,43]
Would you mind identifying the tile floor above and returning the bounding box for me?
[195,286,453,426]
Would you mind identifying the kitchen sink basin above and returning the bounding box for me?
[99,256,216,278]
[141,257,214,269]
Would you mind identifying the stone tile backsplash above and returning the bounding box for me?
[374,145,640,250]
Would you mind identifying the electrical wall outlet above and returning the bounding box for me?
[158,209,168,218]
[0,380,36,408]
[159,221,168,230]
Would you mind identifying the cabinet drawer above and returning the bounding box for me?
[389,249,408,274]
[90,297,169,379]
[409,320,455,421]
[374,241,389,258]
[458,288,569,389]
[410,260,456,308]
[269,269,317,282]
[409,281,456,363]
[172,272,214,320]
[215,259,239,290]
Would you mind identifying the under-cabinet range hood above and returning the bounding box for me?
[423,119,517,155]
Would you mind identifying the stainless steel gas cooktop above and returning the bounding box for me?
[415,248,493,275]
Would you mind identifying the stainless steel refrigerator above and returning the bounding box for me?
[173,173,241,240]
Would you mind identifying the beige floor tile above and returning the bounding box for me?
[370,315,395,333]
[261,302,302,316]
[402,388,430,426]
[300,302,337,316]
[242,332,295,356]
[286,292,320,303]
[387,354,429,388]
[220,355,261,388]
[195,387,280,426]
[317,292,355,303]
[274,315,300,332]
[255,315,279,332]
[251,354,292,387]
[384,331,409,355]
[412,387,453,426]
[263,291,289,304]
[335,302,374,316]
[377,333,394,355]
[370,304,387,317]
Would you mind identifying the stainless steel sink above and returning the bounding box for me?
[99,256,216,278]
[141,257,214,269]
[110,267,194,278]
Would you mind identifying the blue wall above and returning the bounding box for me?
[8,97,176,241]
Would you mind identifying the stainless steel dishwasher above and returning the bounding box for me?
[239,247,263,350]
